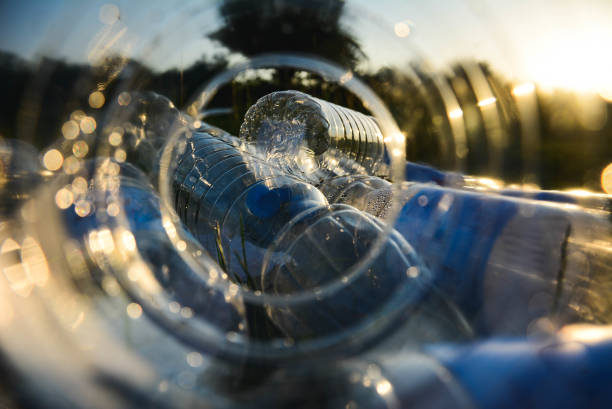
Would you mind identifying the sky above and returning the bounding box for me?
[0,0,611,95]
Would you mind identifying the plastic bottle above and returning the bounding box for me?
[428,324,612,409]
[172,127,329,281]
[59,158,243,334]
[239,91,612,215]
[237,90,610,336]
[239,90,386,178]
[171,126,442,342]
[203,321,612,409]
[320,175,612,336]
[100,91,448,346]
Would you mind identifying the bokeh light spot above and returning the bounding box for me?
[62,120,80,140]
[74,200,92,217]
[99,4,120,25]
[406,266,420,278]
[72,141,89,158]
[118,92,131,106]
[126,303,142,319]
[71,177,88,195]
[43,149,63,171]
[180,307,193,318]
[70,110,86,122]
[169,302,180,314]
[80,117,97,134]
[186,352,203,367]
[376,380,392,395]
[114,149,127,162]
[394,21,411,38]
[63,156,81,174]
[55,188,74,209]
[107,202,120,217]
[88,91,105,109]
[108,131,122,146]
[601,163,612,194]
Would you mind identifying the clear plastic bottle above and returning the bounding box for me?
[58,158,244,335]
[239,90,386,178]
[239,90,612,214]
[321,175,612,336]
[103,91,457,348]
[172,127,329,283]
[428,323,612,409]
[171,126,439,342]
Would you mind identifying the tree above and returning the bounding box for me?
[209,0,364,70]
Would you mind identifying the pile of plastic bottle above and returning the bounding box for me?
[0,89,611,409]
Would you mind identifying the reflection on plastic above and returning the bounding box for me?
[171,124,432,341]
[240,90,386,176]
[0,89,611,409]
[322,175,612,335]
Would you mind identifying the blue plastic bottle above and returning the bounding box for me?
[171,126,435,342]
[321,175,612,336]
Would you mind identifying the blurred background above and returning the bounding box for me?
[1,0,611,191]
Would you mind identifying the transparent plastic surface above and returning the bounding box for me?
[322,175,612,335]
[0,1,611,408]
[166,115,440,346]
[240,90,386,178]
